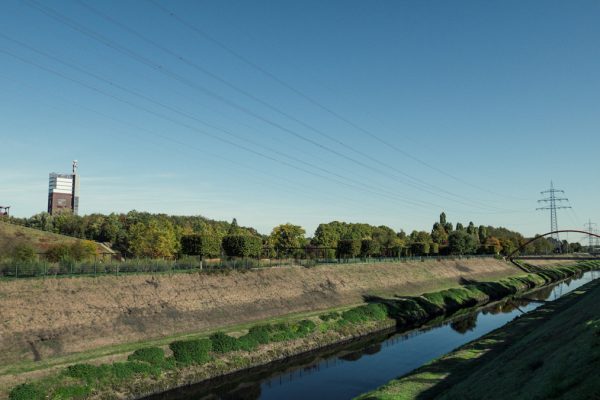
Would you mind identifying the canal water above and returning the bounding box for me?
[147,270,599,400]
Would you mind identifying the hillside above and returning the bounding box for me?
[0,258,522,366]
[0,220,109,256]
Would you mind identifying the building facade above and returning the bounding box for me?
[47,161,79,215]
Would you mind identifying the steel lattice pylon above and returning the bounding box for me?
[536,181,571,248]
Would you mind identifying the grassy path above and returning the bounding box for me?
[356,274,600,400]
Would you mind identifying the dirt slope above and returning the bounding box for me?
[0,258,522,365]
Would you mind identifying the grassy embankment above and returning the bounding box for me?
[0,221,108,255]
[356,261,600,400]
[6,261,598,400]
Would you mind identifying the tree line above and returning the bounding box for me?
[2,211,582,259]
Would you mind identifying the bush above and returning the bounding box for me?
[11,244,37,262]
[319,312,340,321]
[169,339,212,365]
[341,303,388,324]
[110,361,158,380]
[46,243,72,263]
[180,234,221,258]
[337,239,361,259]
[9,383,45,400]
[64,363,112,383]
[70,240,97,261]
[247,325,272,344]
[222,235,262,257]
[236,334,259,351]
[128,347,165,365]
[52,385,91,398]
[209,331,239,353]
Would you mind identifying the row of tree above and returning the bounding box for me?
[3,211,581,259]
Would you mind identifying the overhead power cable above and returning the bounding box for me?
[0,46,461,213]
[25,0,514,213]
[148,0,530,202]
[77,0,503,212]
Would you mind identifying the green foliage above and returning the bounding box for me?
[11,244,37,262]
[319,311,341,321]
[9,383,45,400]
[337,239,361,258]
[69,240,97,261]
[341,303,388,324]
[448,230,479,255]
[222,234,262,257]
[180,234,221,258]
[236,334,260,351]
[360,239,380,257]
[127,347,165,365]
[169,339,212,365]
[269,223,306,257]
[52,385,91,399]
[209,331,239,353]
[247,325,272,344]
[129,220,179,258]
[45,243,72,263]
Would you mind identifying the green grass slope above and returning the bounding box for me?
[356,272,600,400]
[0,220,105,256]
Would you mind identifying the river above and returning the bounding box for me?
[146,270,600,400]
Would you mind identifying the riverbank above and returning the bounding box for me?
[4,261,597,400]
[356,265,600,400]
[0,257,519,365]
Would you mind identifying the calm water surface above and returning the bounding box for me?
[147,270,600,400]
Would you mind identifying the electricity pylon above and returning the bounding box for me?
[583,220,597,251]
[536,181,571,248]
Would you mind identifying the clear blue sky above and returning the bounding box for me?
[1,0,598,238]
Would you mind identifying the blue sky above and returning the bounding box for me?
[0,0,598,238]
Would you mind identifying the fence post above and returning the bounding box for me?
[15,263,18,279]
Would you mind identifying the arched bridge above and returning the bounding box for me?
[507,229,600,261]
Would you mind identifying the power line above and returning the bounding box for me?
[146,0,530,203]
[0,47,461,214]
[35,0,509,213]
[22,0,516,214]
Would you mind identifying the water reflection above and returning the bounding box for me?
[145,271,598,400]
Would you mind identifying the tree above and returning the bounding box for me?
[336,239,361,259]
[12,244,37,262]
[129,220,178,258]
[222,235,262,257]
[227,218,241,235]
[269,223,306,257]
[180,234,221,258]
[455,222,465,231]
[448,230,478,255]
[360,239,381,257]
[478,225,488,244]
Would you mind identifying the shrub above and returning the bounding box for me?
[180,234,221,258]
[11,244,37,262]
[128,347,165,365]
[341,303,388,324]
[247,325,272,344]
[9,383,45,400]
[209,331,239,353]
[45,243,72,263]
[169,339,212,365]
[64,363,112,383]
[336,239,361,259]
[111,361,158,380]
[70,240,97,261]
[222,235,262,257]
[236,334,259,351]
[52,385,92,398]
[319,312,340,321]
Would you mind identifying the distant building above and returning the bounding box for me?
[48,161,80,215]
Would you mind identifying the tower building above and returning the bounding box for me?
[48,161,80,215]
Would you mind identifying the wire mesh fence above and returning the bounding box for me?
[0,254,498,279]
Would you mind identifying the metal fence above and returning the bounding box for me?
[0,254,499,279]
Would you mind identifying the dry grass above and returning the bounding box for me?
[0,258,522,368]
